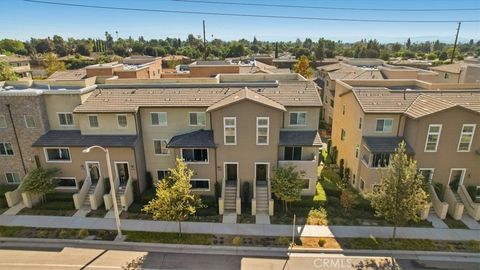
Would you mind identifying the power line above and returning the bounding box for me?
[24,0,480,23]
[172,0,480,12]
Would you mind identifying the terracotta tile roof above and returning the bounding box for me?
[74,82,321,113]
[206,87,286,112]
[350,87,480,116]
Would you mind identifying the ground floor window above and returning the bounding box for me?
[157,169,170,181]
[190,179,210,190]
[418,168,434,182]
[360,178,365,191]
[302,179,310,189]
[284,146,302,160]
[5,172,20,184]
[182,148,208,163]
[45,148,71,162]
[54,177,77,189]
[352,174,356,185]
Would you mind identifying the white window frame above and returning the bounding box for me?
[53,177,78,190]
[117,114,128,129]
[457,124,476,152]
[44,147,72,163]
[5,172,20,184]
[424,124,442,152]
[88,114,99,128]
[151,112,168,126]
[24,115,36,128]
[224,117,237,145]
[190,179,210,191]
[156,169,170,181]
[254,162,270,184]
[256,117,269,145]
[448,168,466,192]
[224,162,239,181]
[189,112,206,126]
[0,115,6,128]
[418,168,435,183]
[375,118,393,133]
[153,139,169,156]
[289,112,307,126]
[181,148,209,164]
[301,178,311,190]
[0,142,14,156]
[57,112,74,127]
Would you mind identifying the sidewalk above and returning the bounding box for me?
[0,214,478,241]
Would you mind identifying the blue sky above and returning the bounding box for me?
[1,0,479,42]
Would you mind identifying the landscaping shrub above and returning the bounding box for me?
[307,207,328,225]
[232,236,244,246]
[59,229,69,239]
[340,189,358,212]
[313,182,327,203]
[277,236,291,246]
[318,239,327,247]
[77,229,89,239]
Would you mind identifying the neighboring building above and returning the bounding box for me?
[430,61,480,83]
[161,55,192,68]
[48,69,87,80]
[188,61,240,77]
[85,57,162,79]
[0,55,32,78]
[331,79,480,219]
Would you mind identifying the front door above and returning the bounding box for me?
[225,163,238,186]
[86,162,101,185]
[255,163,268,186]
[115,162,130,186]
[448,169,466,193]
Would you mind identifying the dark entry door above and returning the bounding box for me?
[226,163,238,185]
[87,162,101,185]
[116,163,130,185]
[256,164,267,185]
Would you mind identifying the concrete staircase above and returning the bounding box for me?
[256,185,269,214]
[82,185,96,209]
[454,192,462,203]
[224,184,237,212]
[116,186,126,211]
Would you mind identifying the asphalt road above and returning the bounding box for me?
[0,246,478,270]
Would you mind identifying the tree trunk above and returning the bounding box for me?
[392,225,397,243]
[178,221,182,236]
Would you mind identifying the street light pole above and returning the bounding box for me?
[83,145,122,239]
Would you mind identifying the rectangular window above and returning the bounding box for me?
[189,112,206,126]
[117,114,128,128]
[359,117,363,129]
[256,117,269,145]
[0,115,6,128]
[284,146,302,160]
[355,145,359,159]
[0,142,14,156]
[372,153,391,167]
[352,174,356,185]
[425,124,442,152]
[341,129,346,141]
[360,178,365,191]
[289,112,306,126]
[419,169,434,183]
[457,124,476,152]
[182,148,208,163]
[224,117,236,145]
[375,118,393,132]
[153,140,169,155]
[190,179,210,190]
[54,177,77,189]
[330,99,334,107]
[88,115,99,128]
[45,148,71,162]
[157,169,170,181]
[151,112,167,126]
[24,115,36,128]
[342,104,346,115]
[302,179,310,189]
[5,172,20,184]
[58,113,74,126]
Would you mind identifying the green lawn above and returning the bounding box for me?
[18,192,76,216]
[0,226,115,240]
[444,215,469,229]
[125,231,213,245]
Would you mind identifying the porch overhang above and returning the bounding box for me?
[32,130,138,148]
[167,129,216,148]
[279,130,322,147]
[362,136,414,154]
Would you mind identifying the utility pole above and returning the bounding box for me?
[451,22,461,64]
[203,20,207,60]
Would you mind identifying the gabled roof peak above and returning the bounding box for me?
[206,87,286,112]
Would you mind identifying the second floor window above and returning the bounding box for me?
[224,117,236,145]
[117,115,128,128]
[256,117,269,145]
[458,124,476,152]
[5,172,20,184]
[425,124,442,152]
[341,129,346,141]
[376,119,393,132]
[182,148,208,163]
[189,112,206,126]
[58,113,74,126]
[45,148,71,162]
[88,115,99,128]
[151,112,167,126]
[153,140,169,155]
[0,115,6,128]
[24,115,36,128]
[0,142,14,156]
[289,112,306,126]
[355,145,359,159]
[359,117,363,129]
[157,169,170,181]
[372,153,391,167]
[284,146,302,160]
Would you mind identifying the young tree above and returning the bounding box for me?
[293,55,313,78]
[271,165,304,212]
[368,141,428,242]
[21,168,59,203]
[44,53,66,76]
[340,189,358,212]
[143,158,204,234]
[0,61,19,81]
